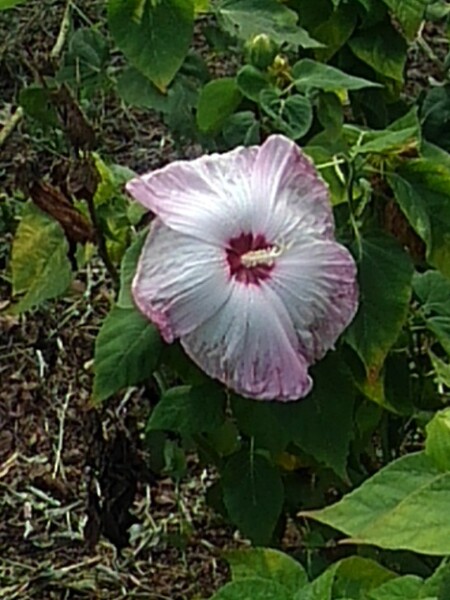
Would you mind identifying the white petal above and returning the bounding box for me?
[126,146,259,245]
[268,236,358,362]
[251,135,334,240]
[132,219,231,342]
[181,281,312,401]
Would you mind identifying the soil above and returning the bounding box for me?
[0,2,243,598]
[0,2,448,599]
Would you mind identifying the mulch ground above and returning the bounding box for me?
[0,2,448,598]
[0,274,244,600]
[0,2,243,598]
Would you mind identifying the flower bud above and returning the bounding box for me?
[245,34,279,70]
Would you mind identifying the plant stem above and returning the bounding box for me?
[346,162,363,259]
[0,107,23,149]
[50,0,72,62]
[83,164,119,285]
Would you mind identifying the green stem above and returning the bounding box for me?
[84,176,119,285]
[346,162,363,259]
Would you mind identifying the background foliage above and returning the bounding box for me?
[3,0,450,597]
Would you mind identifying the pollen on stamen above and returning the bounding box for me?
[226,232,281,285]
[241,245,283,268]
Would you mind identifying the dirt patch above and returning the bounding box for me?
[0,277,244,599]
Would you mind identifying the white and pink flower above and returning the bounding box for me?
[126,135,358,401]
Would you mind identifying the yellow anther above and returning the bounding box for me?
[241,245,282,268]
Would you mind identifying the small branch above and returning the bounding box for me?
[53,387,72,479]
[0,107,23,149]
[416,22,445,71]
[84,171,119,285]
[51,0,72,62]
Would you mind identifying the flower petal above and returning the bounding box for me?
[251,135,334,240]
[268,236,358,363]
[132,219,231,343]
[126,146,259,245]
[181,281,312,401]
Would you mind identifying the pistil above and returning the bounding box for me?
[240,245,282,268]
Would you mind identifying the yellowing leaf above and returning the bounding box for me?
[11,204,72,313]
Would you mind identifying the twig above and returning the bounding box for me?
[27,486,61,507]
[416,22,445,70]
[53,556,102,575]
[50,0,72,62]
[0,451,19,479]
[53,387,72,479]
[0,107,23,149]
[84,174,119,284]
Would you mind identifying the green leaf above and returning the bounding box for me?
[313,1,357,62]
[355,0,388,27]
[107,0,194,90]
[222,451,284,544]
[196,78,242,134]
[117,231,146,309]
[218,0,322,48]
[11,204,72,312]
[272,352,356,479]
[163,438,187,480]
[19,86,59,127]
[349,23,407,82]
[333,556,398,599]
[93,305,162,403]
[194,0,210,11]
[389,159,450,278]
[356,128,418,155]
[414,271,450,355]
[292,59,381,93]
[426,408,450,471]
[127,200,146,226]
[345,233,413,373]
[222,111,260,147]
[57,28,110,94]
[367,575,424,599]
[301,452,450,555]
[0,0,27,9]
[381,0,428,41]
[93,154,134,207]
[236,65,270,101]
[225,548,308,594]
[429,351,450,388]
[259,90,313,139]
[209,577,292,600]
[389,105,421,133]
[91,156,135,262]
[316,92,344,135]
[298,556,396,600]
[70,27,109,68]
[421,86,450,153]
[299,564,336,600]
[146,383,226,435]
[117,67,170,112]
[230,395,290,455]
[388,168,430,236]
[206,420,240,457]
[353,114,419,154]
[164,75,198,138]
[304,145,347,205]
[423,561,450,600]
[162,342,210,385]
[180,50,210,82]
[231,353,355,478]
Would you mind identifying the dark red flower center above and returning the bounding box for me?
[226,232,276,285]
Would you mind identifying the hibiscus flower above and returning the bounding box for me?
[126,135,358,401]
